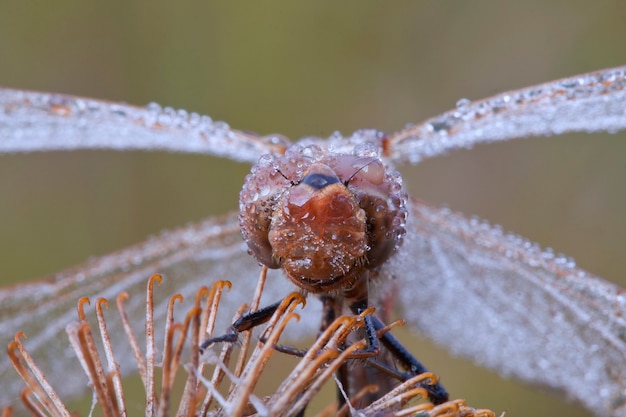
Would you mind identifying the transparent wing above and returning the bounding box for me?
[386,199,626,417]
[0,88,288,163]
[386,65,626,165]
[0,211,320,408]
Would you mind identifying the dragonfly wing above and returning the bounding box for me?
[386,65,626,165]
[0,211,318,408]
[0,88,288,162]
[387,199,626,417]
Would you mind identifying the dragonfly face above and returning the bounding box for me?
[1,65,626,416]
[240,141,407,293]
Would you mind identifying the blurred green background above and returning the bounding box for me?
[1,1,625,416]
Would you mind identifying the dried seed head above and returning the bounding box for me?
[5,270,494,417]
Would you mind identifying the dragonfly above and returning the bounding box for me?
[1,65,626,416]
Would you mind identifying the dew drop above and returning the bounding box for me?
[456,98,471,109]
[147,102,162,113]
[258,154,274,167]
[259,185,271,197]
[428,119,451,134]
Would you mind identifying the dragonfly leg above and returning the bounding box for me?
[370,314,449,404]
[343,298,449,406]
[199,300,282,350]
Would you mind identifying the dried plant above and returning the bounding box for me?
[5,268,494,417]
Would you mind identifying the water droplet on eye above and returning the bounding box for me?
[259,185,270,197]
[301,145,323,160]
[258,154,275,167]
[353,142,381,158]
